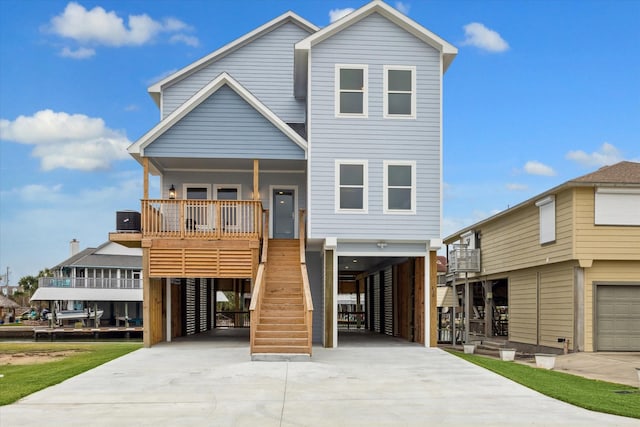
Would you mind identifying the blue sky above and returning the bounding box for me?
[0,0,638,284]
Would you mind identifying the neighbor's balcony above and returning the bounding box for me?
[38,277,141,289]
[141,199,262,239]
[448,247,481,273]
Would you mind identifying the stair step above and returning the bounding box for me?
[254,337,308,346]
[256,330,308,339]
[261,303,304,310]
[257,323,306,332]
[259,317,304,325]
[252,345,310,354]
[260,309,304,317]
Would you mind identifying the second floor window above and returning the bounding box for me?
[336,160,367,212]
[336,65,368,117]
[384,66,416,118]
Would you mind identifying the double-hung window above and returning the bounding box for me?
[384,161,416,214]
[336,160,367,212]
[384,66,416,118]
[336,65,368,117]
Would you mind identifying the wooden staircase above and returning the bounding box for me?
[252,239,311,357]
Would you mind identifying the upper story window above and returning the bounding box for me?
[336,160,368,213]
[535,195,556,244]
[383,160,416,214]
[594,187,640,226]
[384,66,416,118]
[336,65,368,117]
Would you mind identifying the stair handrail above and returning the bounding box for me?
[249,209,269,353]
[299,209,313,354]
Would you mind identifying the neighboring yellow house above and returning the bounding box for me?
[444,161,640,352]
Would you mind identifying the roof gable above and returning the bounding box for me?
[148,11,318,106]
[293,0,457,97]
[129,72,308,164]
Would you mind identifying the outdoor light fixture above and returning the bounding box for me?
[168,184,176,199]
[376,241,387,249]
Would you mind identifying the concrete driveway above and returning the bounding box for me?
[1,341,637,426]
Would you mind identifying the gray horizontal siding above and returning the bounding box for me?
[162,21,310,123]
[309,12,442,241]
[146,85,304,160]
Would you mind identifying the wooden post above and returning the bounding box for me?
[143,157,149,200]
[142,246,151,347]
[253,160,260,200]
[430,251,438,347]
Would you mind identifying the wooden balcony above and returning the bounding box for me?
[142,199,262,239]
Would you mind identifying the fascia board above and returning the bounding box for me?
[148,11,319,96]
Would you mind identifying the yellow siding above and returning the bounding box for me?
[574,187,640,260]
[508,270,537,345]
[539,263,574,348]
[583,260,640,351]
[477,189,573,276]
[508,262,575,349]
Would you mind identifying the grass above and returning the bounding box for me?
[447,349,640,419]
[0,342,142,406]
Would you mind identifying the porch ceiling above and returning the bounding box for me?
[338,256,407,275]
[148,158,306,175]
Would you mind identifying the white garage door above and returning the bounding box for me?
[596,285,640,351]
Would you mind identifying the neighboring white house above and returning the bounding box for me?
[31,240,143,326]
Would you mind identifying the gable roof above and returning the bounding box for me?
[129,72,308,167]
[147,11,319,106]
[52,242,142,270]
[444,161,640,243]
[293,0,457,97]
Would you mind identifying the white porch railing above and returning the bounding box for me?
[448,247,481,273]
[38,277,142,289]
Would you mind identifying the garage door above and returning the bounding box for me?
[596,285,640,351]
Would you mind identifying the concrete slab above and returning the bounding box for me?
[1,342,638,426]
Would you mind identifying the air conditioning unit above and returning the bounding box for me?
[116,211,141,232]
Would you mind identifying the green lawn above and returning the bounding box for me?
[0,342,141,405]
[447,349,640,419]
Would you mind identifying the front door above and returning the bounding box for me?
[273,189,295,238]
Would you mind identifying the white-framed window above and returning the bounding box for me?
[183,184,212,230]
[215,185,241,201]
[383,65,416,118]
[383,160,416,214]
[335,64,368,117]
[535,195,555,244]
[335,160,368,213]
[594,187,640,226]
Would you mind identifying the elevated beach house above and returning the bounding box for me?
[444,161,640,352]
[110,0,457,356]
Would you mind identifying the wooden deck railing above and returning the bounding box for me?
[141,199,262,239]
[299,209,314,355]
[249,209,268,354]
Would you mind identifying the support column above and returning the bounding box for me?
[324,245,336,348]
[143,157,149,199]
[429,251,437,347]
[142,247,151,347]
[253,160,260,200]
[165,278,172,342]
[484,280,493,338]
[464,272,470,343]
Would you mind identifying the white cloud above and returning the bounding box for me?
[565,142,624,167]
[169,33,199,47]
[59,46,95,59]
[461,22,509,53]
[395,2,411,14]
[506,183,528,191]
[0,109,131,171]
[329,8,355,23]
[48,2,199,57]
[524,161,556,176]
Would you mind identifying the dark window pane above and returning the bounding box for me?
[388,165,411,186]
[388,93,411,115]
[388,70,412,91]
[186,187,208,200]
[340,69,363,90]
[340,92,363,114]
[217,188,238,200]
[388,188,412,210]
[340,164,363,185]
[340,188,363,209]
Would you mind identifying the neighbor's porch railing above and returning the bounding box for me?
[141,199,262,239]
[448,247,481,273]
[38,277,142,289]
